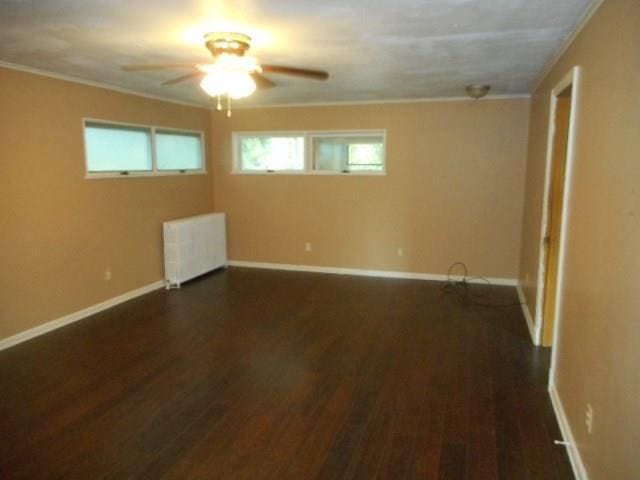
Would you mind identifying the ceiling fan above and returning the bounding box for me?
[123,32,329,116]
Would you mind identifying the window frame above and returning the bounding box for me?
[232,131,307,174]
[232,129,386,176]
[83,118,207,179]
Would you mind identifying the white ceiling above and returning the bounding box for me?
[0,0,593,107]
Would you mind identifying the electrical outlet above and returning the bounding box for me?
[397,247,404,257]
[585,403,594,434]
[104,268,112,281]
[305,242,312,252]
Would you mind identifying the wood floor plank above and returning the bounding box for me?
[0,268,574,479]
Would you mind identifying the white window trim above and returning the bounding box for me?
[232,129,387,176]
[83,118,207,179]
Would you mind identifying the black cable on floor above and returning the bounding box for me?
[441,261,523,308]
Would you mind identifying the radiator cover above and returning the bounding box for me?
[163,213,227,288]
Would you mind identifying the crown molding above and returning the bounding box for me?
[532,0,605,91]
[233,94,531,110]
[0,60,532,112]
[0,60,210,109]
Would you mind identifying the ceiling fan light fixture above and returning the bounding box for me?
[228,72,256,99]
[200,69,256,99]
[466,84,491,99]
[215,53,259,72]
[205,32,252,57]
[124,30,328,117]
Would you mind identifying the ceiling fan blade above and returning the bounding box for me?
[260,65,329,81]
[162,72,205,86]
[122,64,198,72]
[250,72,276,89]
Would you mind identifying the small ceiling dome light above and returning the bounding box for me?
[466,84,491,99]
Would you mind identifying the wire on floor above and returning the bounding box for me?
[441,261,523,308]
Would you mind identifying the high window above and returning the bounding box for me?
[233,130,385,175]
[84,120,205,178]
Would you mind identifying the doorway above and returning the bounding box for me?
[542,87,572,346]
[534,67,581,359]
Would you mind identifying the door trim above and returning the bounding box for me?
[532,67,581,378]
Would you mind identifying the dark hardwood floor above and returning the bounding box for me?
[0,268,573,479]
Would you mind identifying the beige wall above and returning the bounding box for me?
[0,67,213,340]
[212,99,530,279]
[518,0,640,477]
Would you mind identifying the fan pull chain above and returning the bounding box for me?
[226,95,232,118]
[216,95,222,111]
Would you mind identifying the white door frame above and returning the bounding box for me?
[533,66,581,386]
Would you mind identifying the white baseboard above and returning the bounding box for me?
[516,283,539,345]
[0,280,165,351]
[227,260,518,286]
[549,385,589,480]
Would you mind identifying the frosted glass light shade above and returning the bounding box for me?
[200,70,256,99]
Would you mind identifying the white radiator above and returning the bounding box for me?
[163,212,227,288]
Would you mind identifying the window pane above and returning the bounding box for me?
[239,136,304,171]
[156,131,203,171]
[314,139,348,171]
[85,123,152,172]
[347,143,384,171]
[313,135,384,172]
